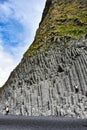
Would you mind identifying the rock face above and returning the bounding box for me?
[0,0,87,118]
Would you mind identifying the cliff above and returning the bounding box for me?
[0,0,87,118]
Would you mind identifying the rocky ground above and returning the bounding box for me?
[0,115,87,130]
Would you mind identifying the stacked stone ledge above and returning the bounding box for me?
[0,39,87,118]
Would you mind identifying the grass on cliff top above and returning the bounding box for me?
[25,1,87,57]
[56,26,87,38]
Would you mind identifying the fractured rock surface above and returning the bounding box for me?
[0,39,87,118]
[0,0,87,118]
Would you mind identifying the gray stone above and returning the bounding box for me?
[0,39,87,118]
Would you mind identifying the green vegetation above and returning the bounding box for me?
[56,26,87,38]
[25,0,87,57]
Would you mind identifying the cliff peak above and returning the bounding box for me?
[25,0,87,57]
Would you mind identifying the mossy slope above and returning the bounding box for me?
[25,0,87,56]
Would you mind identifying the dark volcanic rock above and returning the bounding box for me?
[0,0,87,118]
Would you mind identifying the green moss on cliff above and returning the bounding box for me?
[25,0,87,57]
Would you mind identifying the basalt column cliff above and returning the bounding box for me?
[0,0,87,118]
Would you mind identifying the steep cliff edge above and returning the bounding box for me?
[0,0,87,118]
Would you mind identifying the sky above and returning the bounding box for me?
[0,0,46,87]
